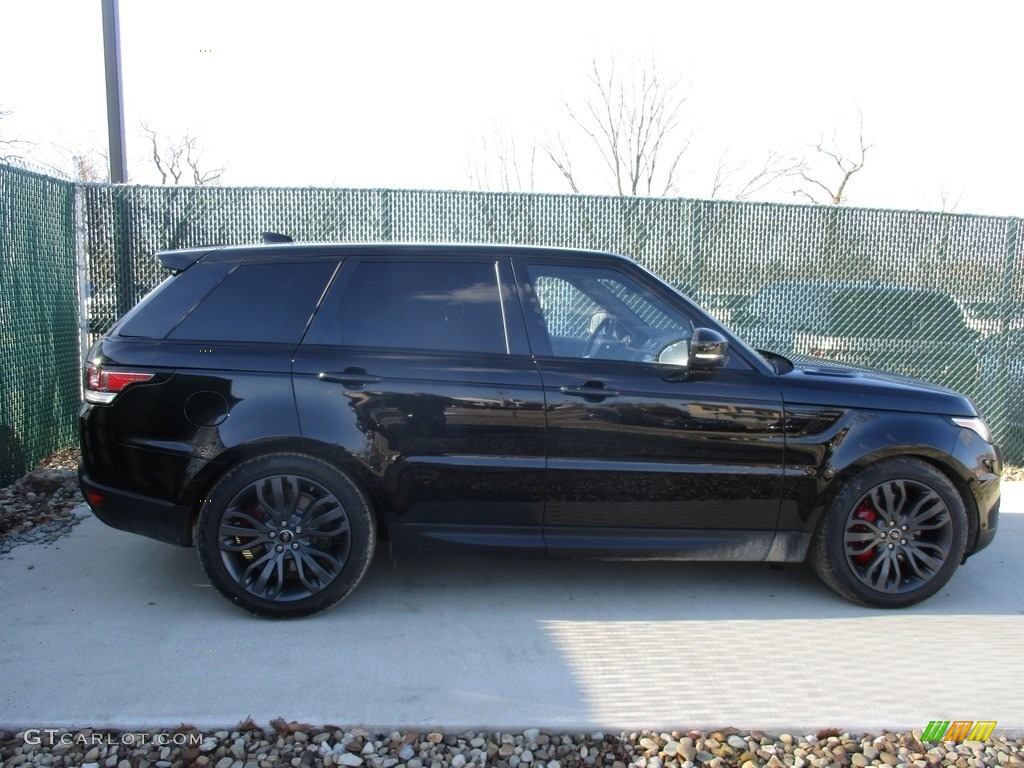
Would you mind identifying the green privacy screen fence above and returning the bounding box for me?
[0,165,80,485]
[2,161,1023,484]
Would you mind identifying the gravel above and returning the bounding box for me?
[0,726,1021,768]
[3,454,1023,764]
[1002,465,1024,483]
[0,448,86,559]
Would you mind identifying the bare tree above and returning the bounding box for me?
[141,123,225,185]
[540,130,581,194]
[46,140,110,182]
[0,106,33,162]
[542,56,693,196]
[466,126,537,192]
[936,184,965,213]
[710,149,804,200]
[794,110,872,205]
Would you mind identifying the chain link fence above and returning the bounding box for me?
[0,165,80,485]
[3,163,1022,484]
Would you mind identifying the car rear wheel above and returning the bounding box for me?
[196,454,376,618]
[810,458,968,608]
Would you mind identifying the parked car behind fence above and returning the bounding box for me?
[730,281,981,393]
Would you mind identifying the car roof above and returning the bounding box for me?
[157,242,631,272]
[756,279,956,298]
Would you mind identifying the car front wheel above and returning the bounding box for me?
[196,453,376,618]
[810,458,968,608]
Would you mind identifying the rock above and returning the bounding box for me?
[336,754,363,767]
[728,736,748,750]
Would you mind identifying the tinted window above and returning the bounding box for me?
[169,261,336,343]
[330,260,507,355]
[116,262,234,338]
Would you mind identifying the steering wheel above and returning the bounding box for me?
[582,316,617,358]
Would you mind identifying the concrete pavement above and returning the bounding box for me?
[1,484,1022,735]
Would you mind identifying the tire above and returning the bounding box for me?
[809,458,968,608]
[196,453,376,618]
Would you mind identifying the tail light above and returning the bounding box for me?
[85,363,154,404]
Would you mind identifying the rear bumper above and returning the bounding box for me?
[79,469,194,546]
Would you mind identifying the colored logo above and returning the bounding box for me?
[921,721,997,742]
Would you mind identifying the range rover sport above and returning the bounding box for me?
[79,240,1001,617]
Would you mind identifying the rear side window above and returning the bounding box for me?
[326,260,508,355]
[168,261,337,343]
[116,262,234,338]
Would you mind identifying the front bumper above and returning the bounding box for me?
[79,469,194,546]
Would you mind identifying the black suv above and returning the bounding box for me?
[79,242,1001,617]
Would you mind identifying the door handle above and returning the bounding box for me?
[318,369,382,387]
[559,384,619,400]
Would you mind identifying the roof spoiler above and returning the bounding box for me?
[262,231,294,244]
[158,247,220,273]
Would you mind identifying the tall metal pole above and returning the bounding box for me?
[101,0,128,183]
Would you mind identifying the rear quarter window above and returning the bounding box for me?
[116,262,234,339]
[166,261,337,343]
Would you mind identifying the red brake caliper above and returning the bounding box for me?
[851,500,878,565]
[235,504,261,561]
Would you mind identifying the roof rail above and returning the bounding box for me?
[262,231,294,244]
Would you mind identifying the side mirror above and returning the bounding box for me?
[689,327,729,370]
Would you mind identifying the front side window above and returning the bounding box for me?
[330,260,508,355]
[523,263,692,362]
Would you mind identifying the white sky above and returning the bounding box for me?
[2,0,1022,216]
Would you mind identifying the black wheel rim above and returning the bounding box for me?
[217,474,352,602]
[843,479,953,595]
